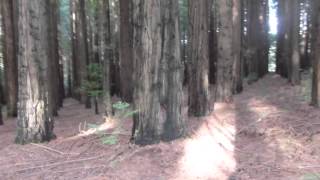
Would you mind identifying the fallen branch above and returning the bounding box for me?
[14,154,108,174]
[299,165,320,169]
[30,143,66,155]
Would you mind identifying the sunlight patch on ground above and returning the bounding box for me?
[176,116,236,180]
[77,117,115,137]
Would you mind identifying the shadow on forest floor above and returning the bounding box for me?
[0,73,320,180]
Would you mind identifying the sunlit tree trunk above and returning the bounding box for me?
[16,0,54,144]
[216,0,234,102]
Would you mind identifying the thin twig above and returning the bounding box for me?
[14,154,108,173]
[30,143,66,155]
[299,165,320,169]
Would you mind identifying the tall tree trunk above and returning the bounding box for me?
[119,0,133,102]
[311,0,320,107]
[70,0,79,99]
[1,0,18,117]
[232,0,243,94]
[0,103,3,125]
[276,0,288,77]
[246,0,269,81]
[216,0,234,102]
[209,0,217,85]
[72,0,89,106]
[160,0,185,141]
[258,0,269,78]
[289,0,301,85]
[98,0,112,116]
[48,0,61,116]
[132,0,163,145]
[131,0,185,145]
[16,0,54,144]
[300,0,311,70]
[188,0,211,115]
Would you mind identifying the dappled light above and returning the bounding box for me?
[0,0,320,179]
[177,115,236,179]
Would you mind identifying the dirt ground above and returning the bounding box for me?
[0,74,320,180]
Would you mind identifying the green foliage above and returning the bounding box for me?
[81,63,103,98]
[101,135,117,145]
[302,173,320,180]
[86,101,138,145]
[268,33,277,72]
[58,0,71,54]
[113,101,139,119]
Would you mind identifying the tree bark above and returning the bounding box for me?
[216,0,234,102]
[209,0,217,85]
[276,0,288,77]
[48,0,61,116]
[1,0,18,117]
[70,0,79,99]
[160,0,185,141]
[246,0,269,81]
[131,0,185,145]
[98,0,112,116]
[0,103,3,125]
[16,0,54,144]
[132,0,163,145]
[119,0,134,102]
[188,0,211,115]
[311,0,320,107]
[72,0,89,106]
[300,0,311,70]
[232,0,243,94]
[289,0,301,85]
[258,0,269,78]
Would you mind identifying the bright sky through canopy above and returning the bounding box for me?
[269,0,278,34]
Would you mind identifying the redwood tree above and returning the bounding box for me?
[131,0,185,145]
[311,0,320,107]
[1,0,18,117]
[98,0,112,116]
[119,0,134,102]
[288,0,301,85]
[216,0,234,102]
[188,0,211,115]
[232,0,243,94]
[16,0,54,144]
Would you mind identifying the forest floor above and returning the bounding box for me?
[0,73,320,180]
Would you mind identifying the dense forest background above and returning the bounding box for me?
[0,0,320,179]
